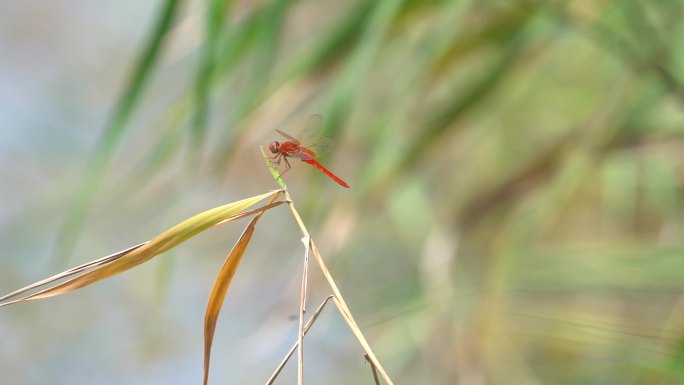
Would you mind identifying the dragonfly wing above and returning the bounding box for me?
[298,114,324,143]
[276,129,299,143]
[277,114,333,158]
[307,136,334,157]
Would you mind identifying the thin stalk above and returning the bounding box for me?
[283,189,311,385]
[265,296,335,385]
[329,294,394,385]
[365,354,381,385]
[283,190,309,237]
[297,235,311,385]
[283,192,395,385]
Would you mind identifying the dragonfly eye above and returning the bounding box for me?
[268,141,280,154]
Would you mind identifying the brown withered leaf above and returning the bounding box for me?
[0,190,283,307]
[203,214,261,385]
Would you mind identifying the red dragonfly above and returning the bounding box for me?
[268,114,350,188]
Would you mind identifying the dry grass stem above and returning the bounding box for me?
[329,295,393,384]
[283,192,395,385]
[298,235,311,385]
[265,295,335,385]
[365,354,381,385]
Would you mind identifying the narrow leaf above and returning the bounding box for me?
[0,242,146,304]
[260,146,287,189]
[53,0,185,266]
[203,214,259,385]
[0,190,282,307]
[192,0,231,150]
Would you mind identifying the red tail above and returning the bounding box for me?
[303,159,350,188]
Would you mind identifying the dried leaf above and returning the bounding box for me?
[203,215,260,385]
[0,190,282,307]
[0,242,146,304]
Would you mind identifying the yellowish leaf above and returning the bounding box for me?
[0,190,283,307]
[203,215,260,385]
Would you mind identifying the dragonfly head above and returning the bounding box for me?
[268,141,280,154]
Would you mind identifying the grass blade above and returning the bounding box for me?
[192,0,231,152]
[260,146,287,189]
[202,191,281,385]
[203,214,259,385]
[0,190,283,307]
[282,0,374,81]
[53,0,185,266]
[398,32,528,176]
[0,242,147,304]
[323,0,402,134]
[214,0,292,169]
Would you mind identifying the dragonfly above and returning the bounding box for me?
[268,114,350,188]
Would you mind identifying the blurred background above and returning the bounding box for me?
[1,0,684,384]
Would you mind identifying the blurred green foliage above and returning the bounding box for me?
[5,0,684,384]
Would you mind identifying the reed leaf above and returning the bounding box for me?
[0,190,283,307]
[260,146,287,189]
[192,0,231,151]
[53,0,185,265]
[203,215,260,385]
[202,190,280,385]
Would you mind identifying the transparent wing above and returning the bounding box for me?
[306,136,334,157]
[298,114,334,156]
[278,114,334,158]
[276,129,299,143]
[298,114,324,143]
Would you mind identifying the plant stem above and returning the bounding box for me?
[297,235,310,385]
[265,296,334,385]
[283,190,395,385]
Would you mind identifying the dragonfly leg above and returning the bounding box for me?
[269,154,290,183]
[269,154,284,173]
[280,157,292,177]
